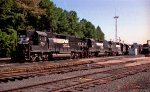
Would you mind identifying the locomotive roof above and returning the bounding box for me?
[17,30,34,36]
[36,31,47,36]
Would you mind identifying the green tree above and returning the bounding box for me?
[67,11,79,36]
[96,26,105,40]
[0,29,16,57]
[57,10,69,34]
[39,0,59,32]
[0,0,15,29]
[79,19,96,39]
[0,0,14,14]
[0,0,105,57]
[16,0,42,14]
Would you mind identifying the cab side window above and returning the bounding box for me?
[32,34,39,45]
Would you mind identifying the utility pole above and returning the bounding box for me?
[114,15,119,42]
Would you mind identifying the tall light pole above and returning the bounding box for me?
[114,15,119,42]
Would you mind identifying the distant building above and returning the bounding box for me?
[128,43,139,55]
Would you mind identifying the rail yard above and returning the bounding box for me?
[0,0,150,92]
[0,13,150,92]
[0,55,150,92]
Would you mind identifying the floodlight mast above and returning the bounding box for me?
[114,16,119,42]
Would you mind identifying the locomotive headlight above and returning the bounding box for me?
[26,37,29,41]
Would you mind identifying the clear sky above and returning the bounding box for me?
[53,0,150,44]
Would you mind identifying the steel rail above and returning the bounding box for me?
[1,63,150,92]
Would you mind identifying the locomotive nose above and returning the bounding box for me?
[18,37,29,44]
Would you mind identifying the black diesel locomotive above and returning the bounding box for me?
[141,40,150,55]
[11,30,129,62]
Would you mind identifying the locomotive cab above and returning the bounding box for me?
[31,31,48,51]
[141,44,150,54]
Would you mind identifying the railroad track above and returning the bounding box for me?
[0,63,104,82]
[0,55,142,68]
[51,65,148,92]
[0,56,145,83]
[1,62,150,92]
[0,56,125,76]
[0,55,143,72]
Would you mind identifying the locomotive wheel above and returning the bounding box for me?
[71,52,75,59]
[95,52,99,57]
[30,57,35,62]
[74,55,77,59]
[71,52,79,59]
[79,52,83,58]
[114,52,117,56]
[116,52,119,56]
[46,54,49,60]
[75,53,80,59]
[42,54,48,61]
[30,55,38,62]
[48,54,53,61]
[35,57,40,62]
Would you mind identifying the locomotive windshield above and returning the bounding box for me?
[143,44,149,49]
[17,30,31,44]
[18,35,29,44]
